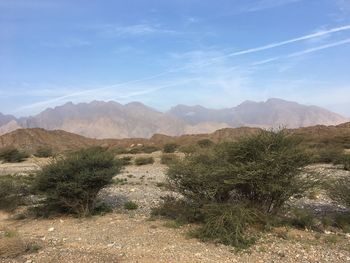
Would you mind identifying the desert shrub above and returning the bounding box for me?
[119,156,132,166]
[160,154,178,165]
[334,212,350,232]
[197,139,214,148]
[0,148,29,163]
[0,175,34,211]
[34,147,53,158]
[134,157,154,165]
[178,144,198,156]
[167,130,313,213]
[113,147,129,155]
[34,147,122,217]
[193,203,264,249]
[124,201,138,210]
[336,154,350,171]
[312,146,344,164]
[141,146,160,154]
[127,146,159,154]
[112,178,128,185]
[163,143,178,153]
[289,208,316,229]
[152,196,203,223]
[154,130,315,248]
[326,175,350,208]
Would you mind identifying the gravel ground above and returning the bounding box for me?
[1,157,350,263]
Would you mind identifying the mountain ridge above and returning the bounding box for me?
[1,98,348,139]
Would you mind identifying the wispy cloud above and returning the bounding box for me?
[242,0,302,12]
[93,23,178,37]
[15,78,196,113]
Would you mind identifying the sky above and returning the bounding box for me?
[0,0,350,117]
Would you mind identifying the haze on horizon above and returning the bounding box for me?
[1,0,350,117]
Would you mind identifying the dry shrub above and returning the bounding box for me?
[0,230,26,258]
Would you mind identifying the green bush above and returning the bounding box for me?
[141,146,160,154]
[167,130,313,213]
[152,196,203,223]
[34,147,122,217]
[193,203,264,249]
[154,130,315,248]
[0,174,34,211]
[197,139,214,148]
[0,148,29,163]
[124,201,138,210]
[160,154,178,165]
[178,144,198,156]
[127,146,159,154]
[289,208,316,229]
[326,175,350,208]
[134,156,154,165]
[163,143,178,153]
[336,154,350,171]
[119,156,132,166]
[34,147,53,158]
[312,146,344,164]
[334,212,350,232]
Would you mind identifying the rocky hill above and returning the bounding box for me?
[1,122,349,154]
[0,128,98,153]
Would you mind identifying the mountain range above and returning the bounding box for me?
[0,98,347,139]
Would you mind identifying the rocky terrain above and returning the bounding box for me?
[1,121,350,154]
[1,154,350,263]
[0,98,348,139]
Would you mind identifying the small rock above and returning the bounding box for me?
[48,227,55,232]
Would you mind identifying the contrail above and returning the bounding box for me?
[192,24,350,68]
[252,38,350,65]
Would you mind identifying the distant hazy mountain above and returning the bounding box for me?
[168,98,348,128]
[0,99,347,139]
[0,113,16,127]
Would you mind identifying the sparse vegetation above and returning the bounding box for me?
[34,147,122,217]
[288,208,316,230]
[197,139,214,148]
[160,153,178,165]
[119,156,132,166]
[163,143,178,153]
[154,130,316,248]
[124,201,138,210]
[0,174,34,211]
[192,203,263,249]
[112,178,128,185]
[34,147,53,158]
[134,156,154,165]
[326,175,350,208]
[0,147,29,163]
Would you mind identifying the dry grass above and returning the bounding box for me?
[0,229,26,258]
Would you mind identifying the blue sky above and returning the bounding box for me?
[1,0,350,116]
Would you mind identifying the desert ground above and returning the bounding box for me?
[1,152,350,263]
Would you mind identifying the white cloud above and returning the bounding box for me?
[94,23,178,37]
